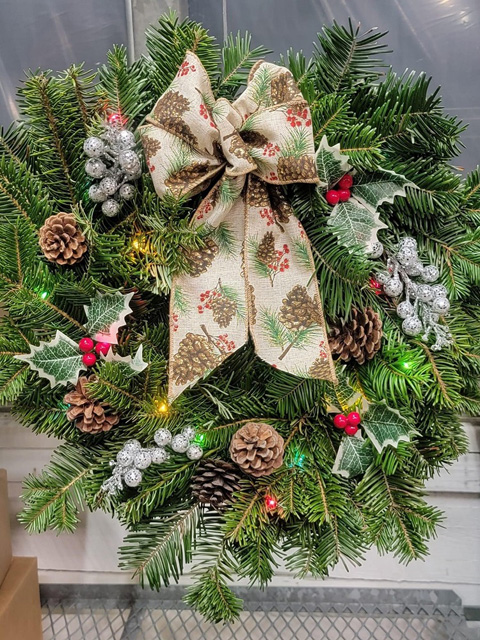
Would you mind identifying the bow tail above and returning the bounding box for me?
[245,176,337,383]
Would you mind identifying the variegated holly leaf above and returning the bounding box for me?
[85,292,134,345]
[315,136,352,187]
[352,168,415,210]
[327,200,387,252]
[325,367,368,413]
[15,331,85,387]
[332,434,374,479]
[362,402,413,453]
[101,344,148,375]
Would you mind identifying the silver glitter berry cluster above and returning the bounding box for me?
[375,237,452,350]
[101,427,203,495]
[83,122,142,217]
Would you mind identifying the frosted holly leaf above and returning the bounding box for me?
[101,345,148,375]
[15,331,85,387]
[315,136,351,188]
[85,292,134,344]
[352,168,415,210]
[362,401,413,453]
[325,370,365,413]
[332,434,374,479]
[327,200,387,252]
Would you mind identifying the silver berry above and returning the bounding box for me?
[88,184,107,203]
[99,177,118,196]
[133,449,152,470]
[431,296,450,315]
[431,284,447,299]
[376,272,391,285]
[397,300,415,319]
[124,468,142,488]
[83,136,105,158]
[116,129,136,150]
[123,439,142,454]
[416,284,435,303]
[116,449,133,467]
[102,199,120,217]
[85,158,107,179]
[186,444,203,460]
[119,183,135,200]
[383,276,404,297]
[171,434,190,453]
[182,426,196,441]
[405,261,424,277]
[368,241,384,259]
[402,315,423,336]
[119,150,141,174]
[149,447,169,464]
[422,265,440,283]
[154,428,172,447]
[396,246,418,268]
[124,166,142,180]
[399,237,417,250]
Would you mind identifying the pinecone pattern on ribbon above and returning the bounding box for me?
[277,155,317,182]
[152,91,198,148]
[171,332,220,386]
[240,129,269,150]
[229,134,256,165]
[230,422,284,477]
[329,307,383,365]
[191,459,242,511]
[39,213,88,266]
[257,231,276,265]
[165,161,212,196]
[270,72,302,104]
[269,186,293,224]
[279,285,318,330]
[64,376,119,434]
[211,297,237,328]
[142,135,162,161]
[182,236,219,277]
[247,176,270,207]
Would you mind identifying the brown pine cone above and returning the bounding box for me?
[328,307,383,365]
[211,297,237,328]
[247,176,270,207]
[171,332,220,386]
[192,459,242,511]
[230,422,284,478]
[64,376,119,434]
[182,237,219,277]
[279,285,317,331]
[39,213,87,265]
[257,231,276,265]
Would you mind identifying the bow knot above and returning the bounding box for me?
[141,52,336,399]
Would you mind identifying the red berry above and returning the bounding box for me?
[338,188,351,202]
[79,337,94,353]
[325,190,340,205]
[333,414,348,429]
[95,342,110,356]
[339,174,353,189]
[346,411,361,426]
[345,424,359,436]
[82,352,97,367]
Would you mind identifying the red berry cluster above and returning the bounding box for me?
[196,200,213,221]
[215,334,236,352]
[369,277,383,296]
[177,60,196,76]
[325,174,354,206]
[267,245,290,273]
[198,288,220,314]
[333,411,361,436]
[263,142,280,157]
[198,103,216,128]
[260,207,275,226]
[172,312,179,332]
[286,107,311,128]
[78,337,111,367]
[267,171,278,181]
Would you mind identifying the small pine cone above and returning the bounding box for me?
[165,161,211,196]
[328,307,383,365]
[142,135,162,161]
[277,155,317,182]
[39,213,87,266]
[279,285,317,331]
[269,186,293,224]
[241,129,269,149]
[182,237,219,277]
[308,357,331,379]
[172,332,220,386]
[153,90,190,119]
[257,231,276,265]
[270,72,302,104]
[192,459,242,511]
[230,422,284,478]
[247,176,270,207]
[64,376,119,434]
[211,297,237,328]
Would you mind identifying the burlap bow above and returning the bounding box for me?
[141,52,336,399]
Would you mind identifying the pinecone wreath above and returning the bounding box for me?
[64,376,119,434]
[279,285,318,330]
[182,237,219,277]
[257,231,276,265]
[191,459,242,511]
[171,332,220,386]
[39,213,88,266]
[230,422,284,478]
[329,307,383,365]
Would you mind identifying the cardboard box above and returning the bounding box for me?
[0,557,43,640]
[0,469,12,585]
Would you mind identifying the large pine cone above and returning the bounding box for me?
[39,213,87,266]
[171,332,220,386]
[64,376,119,434]
[329,307,383,365]
[257,231,276,266]
[182,237,219,277]
[192,459,242,511]
[279,285,317,331]
[230,422,284,478]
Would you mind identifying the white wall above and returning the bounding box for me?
[1,412,479,605]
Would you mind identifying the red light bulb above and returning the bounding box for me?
[265,495,278,511]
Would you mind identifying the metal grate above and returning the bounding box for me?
[41,585,479,640]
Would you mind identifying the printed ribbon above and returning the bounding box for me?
[140,52,337,399]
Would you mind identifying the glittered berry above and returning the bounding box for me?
[82,352,97,367]
[95,342,110,356]
[345,424,359,436]
[346,411,361,426]
[333,414,348,429]
[338,188,351,202]
[325,190,340,206]
[79,337,94,353]
[338,174,353,189]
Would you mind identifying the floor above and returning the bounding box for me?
[40,585,480,640]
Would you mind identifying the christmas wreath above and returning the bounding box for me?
[2,13,479,623]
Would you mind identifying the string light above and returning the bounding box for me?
[40,291,49,299]
[107,111,127,126]
[194,433,206,445]
[265,495,278,511]
[154,399,169,415]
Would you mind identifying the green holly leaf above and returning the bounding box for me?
[332,434,374,479]
[315,136,352,187]
[15,331,85,387]
[362,402,413,453]
[353,168,415,210]
[102,345,148,376]
[325,366,368,414]
[327,200,387,252]
[85,292,134,344]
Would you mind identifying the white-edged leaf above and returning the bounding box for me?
[353,168,415,210]
[332,434,374,479]
[362,401,413,453]
[327,200,387,252]
[85,292,134,344]
[315,135,352,187]
[15,331,85,387]
[101,344,148,375]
